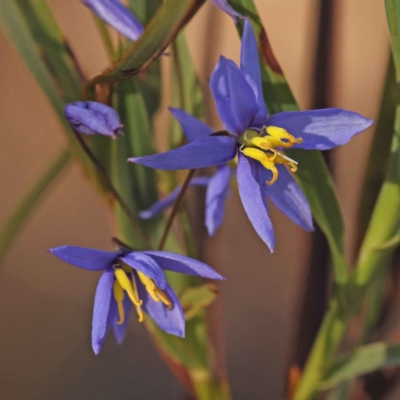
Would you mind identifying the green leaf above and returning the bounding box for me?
[230,0,348,283]
[180,284,218,321]
[169,32,204,148]
[357,56,397,240]
[0,0,107,192]
[355,1,400,286]
[15,0,81,102]
[128,0,163,24]
[319,342,400,390]
[0,150,71,264]
[86,0,206,94]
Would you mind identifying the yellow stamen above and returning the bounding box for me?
[113,280,125,325]
[242,147,278,185]
[265,126,303,145]
[114,268,142,306]
[155,287,172,309]
[130,271,144,322]
[137,271,172,309]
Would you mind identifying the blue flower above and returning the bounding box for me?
[211,0,246,22]
[128,21,373,252]
[140,108,233,236]
[64,101,124,139]
[82,0,144,42]
[49,245,224,354]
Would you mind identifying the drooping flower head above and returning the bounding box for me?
[82,0,144,42]
[49,245,224,354]
[129,21,373,252]
[64,101,124,139]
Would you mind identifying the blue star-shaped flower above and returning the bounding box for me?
[49,245,224,354]
[129,21,373,252]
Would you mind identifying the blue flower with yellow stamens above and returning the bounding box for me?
[129,20,373,252]
[49,245,224,354]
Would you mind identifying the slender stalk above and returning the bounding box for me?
[0,149,71,264]
[158,169,196,251]
[71,129,153,249]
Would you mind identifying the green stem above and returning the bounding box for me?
[293,298,347,400]
[0,149,71,263]
[158,169,196,251]
[72,128,153,249]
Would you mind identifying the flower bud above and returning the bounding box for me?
[82,0,143,42]
[64,101,123,139]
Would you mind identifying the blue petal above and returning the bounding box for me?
[240,20,268,125]
[64,101,123,138]
[82,0,144,41]
[266,109,374,150]
[170,108,213,142]
[138,281,185,337]
[139,177,210,219]
[120,252,167,290]
[143,251,225,280]
[260,165,314,231]
[85,101,124,134]
[237,154,275,251]
[211,0,245,22]
[210,56,259,135]
[92,270,116,355]
[48,246,118,271]
[129,135,237,170]
[205,165,232,236]
[113,295,132,345]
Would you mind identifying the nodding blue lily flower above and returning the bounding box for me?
[140,108,233,237]
[64,101,124,139]
[49,245,224,354]
[212,0,246,22]
[129,21,373,252]
[82,0,144,42]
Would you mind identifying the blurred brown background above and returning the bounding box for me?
[0,0,389,399]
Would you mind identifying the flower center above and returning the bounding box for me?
[237,126,303,185]
[113,264,171,325]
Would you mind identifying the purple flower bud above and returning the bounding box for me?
[82,0,144,42]
[64,101,124,139]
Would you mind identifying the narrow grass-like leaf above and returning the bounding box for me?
[15,0,82,102]
[319,342,400,390]
[0,150,71,264]
[358,56,396,241]
[231,0,348,283]
[86,0,206,95]
[355,1,400,286]
[170,32,204,148]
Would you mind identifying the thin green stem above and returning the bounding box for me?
[71,129,153,249]
[0,149,71,264]
[293,298,347,400]
[158,169,196,251]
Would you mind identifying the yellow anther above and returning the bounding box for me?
[274,153,298,172]
[266,126,303,145]
[137,271,172,309]
[242,147,278,185]
[250,136,283,150]
[155,288,172,309]
[113,280,125,325]
[114,268,142,306]
[136,306,144,322]
[130,272,144,323]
